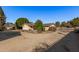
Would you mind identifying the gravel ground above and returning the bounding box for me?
[0,31,69,52]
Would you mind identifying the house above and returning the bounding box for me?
[22,23,34,31]
[22,22,56,31]
[5,23,15,30]
[44,23,56,31]
[0,7,6,31]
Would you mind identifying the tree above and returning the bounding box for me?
[15,18,29,29]
[66,21,72,28]
[61,21,67,27]
[34,20,44,32]
[70,17,79,27]
[55,21,60,27]
[0,7,6,31]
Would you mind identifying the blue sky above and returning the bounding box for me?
[2,6,79,23]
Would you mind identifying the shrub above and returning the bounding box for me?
[34,20,44,33]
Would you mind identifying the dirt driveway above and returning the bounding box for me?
[46,31,79,52]
[0,31,69,52]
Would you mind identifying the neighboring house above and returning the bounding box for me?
[22,23,34,31]
[5,23,15,30]
[44,23,56,31]
[22,23,56,31]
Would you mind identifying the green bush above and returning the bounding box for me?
[34,20,44,32]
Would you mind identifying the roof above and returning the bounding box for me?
[5,23,15,27]
[44,23,55,27]
[24,22,34,27]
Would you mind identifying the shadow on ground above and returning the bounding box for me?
[0,31,21,41]
[45,31,79,52]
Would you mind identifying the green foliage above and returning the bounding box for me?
[61,21,67,27]
[55,21,60,27]
[15,18,29,29]
[70,17,79,27]
[34,20,44,32]
[67,21,73,28]
[60,17,79,27]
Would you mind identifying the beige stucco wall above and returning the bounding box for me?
[22,24,33,31]
[44,25,56,31]
[45,27,49,31]
[50,25,55,27]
